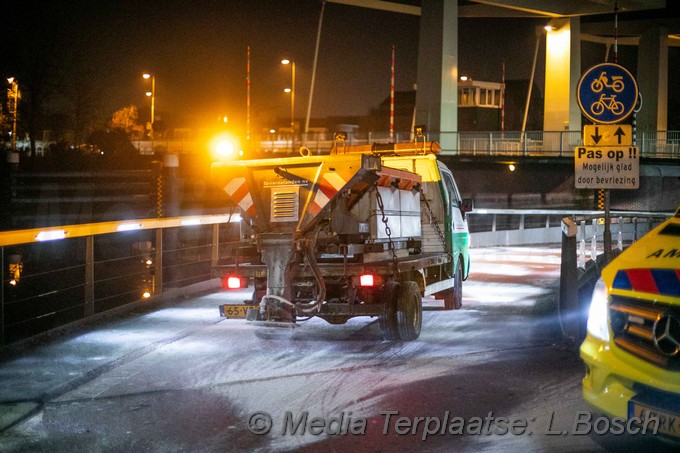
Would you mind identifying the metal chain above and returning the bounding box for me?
[417,184,453,279]
[375,188,399,268]
[417,185,446,250]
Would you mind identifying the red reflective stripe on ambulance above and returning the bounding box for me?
[625,268,660,294]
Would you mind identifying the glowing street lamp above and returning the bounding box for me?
[281,59,295,132]
[143,73,156,138]
[7,77,19,152]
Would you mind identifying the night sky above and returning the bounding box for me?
[6,1,670,134]
[2,0,428,132]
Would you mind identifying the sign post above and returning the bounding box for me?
[576,63,639,261]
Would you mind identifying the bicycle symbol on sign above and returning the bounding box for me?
[590,72,625,93]
[578,63,637,124]
[590,94,624,116]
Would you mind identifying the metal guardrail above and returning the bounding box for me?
[130,130,680,159]
[440,130,678,158]
[0,214,242,346]
[467,208,622,247]
[252,130,680,158]
[467,208,671,248]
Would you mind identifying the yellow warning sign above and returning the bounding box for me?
[583,125,632,147]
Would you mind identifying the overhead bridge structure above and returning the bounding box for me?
[330,0,675,151]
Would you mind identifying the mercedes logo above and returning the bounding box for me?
[653,315,680,357]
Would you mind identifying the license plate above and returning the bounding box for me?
[629,397,680,439]
[219,304,257,319]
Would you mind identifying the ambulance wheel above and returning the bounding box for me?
[397,281,422,341]
[379,282,401,341]
[444,259,463,310]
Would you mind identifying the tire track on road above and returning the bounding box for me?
[0,318,226,433]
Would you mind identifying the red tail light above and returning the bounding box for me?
[359,274,375,287]
[223,276,245,289]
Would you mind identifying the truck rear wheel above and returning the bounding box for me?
[379,282,400,341]
[397,281,422,341]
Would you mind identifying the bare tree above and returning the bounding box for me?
[110,105,144,139]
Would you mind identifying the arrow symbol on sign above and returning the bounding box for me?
[614,126,625,144]
[590,126,602,144]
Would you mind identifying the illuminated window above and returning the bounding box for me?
[459,88,474,106]
[458,82,503,108]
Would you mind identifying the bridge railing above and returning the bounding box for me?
[0,214,243,346]
[244,130,680,159]
[638,130,680,158]
[465,208,666,248]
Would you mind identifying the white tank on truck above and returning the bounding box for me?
[210,139,473,341]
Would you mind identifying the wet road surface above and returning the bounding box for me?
[0,247,675,452]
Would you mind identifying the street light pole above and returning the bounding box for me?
[306,0,326,136]
[282,59,295,133]
[7,77,19,152]
[143,73,156,139]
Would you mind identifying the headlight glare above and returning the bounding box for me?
[586,277,611,342]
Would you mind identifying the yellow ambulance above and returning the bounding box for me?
[580,208,680,441]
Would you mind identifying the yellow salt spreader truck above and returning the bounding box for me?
[580,208,680,442]
[210,140,472,341]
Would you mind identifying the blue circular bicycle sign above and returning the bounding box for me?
[577,63,638,124]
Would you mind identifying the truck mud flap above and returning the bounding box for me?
[251,320,300,340]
